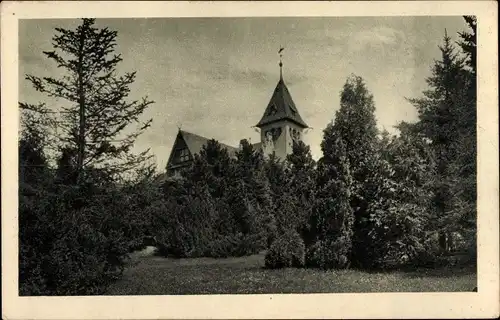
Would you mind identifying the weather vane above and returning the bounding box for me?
[278,46,284,79]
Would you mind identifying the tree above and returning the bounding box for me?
[329,75,380,268]
[19,110,133,295]
[186,139,233,200]
[19,19,158,295]
[407,30,473,253]
[367,130,435,268]
[21,18,153,181]
[230,139,275,252]
[458,16,477,74]
[456,16,477,231]
[19,108,52,189]
[264,152,288,200]
[19,113,53,295]
[286,140,316,240]
[307,127,354,269]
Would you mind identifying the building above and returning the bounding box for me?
[165,60,309,176]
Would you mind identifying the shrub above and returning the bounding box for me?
[306,235,350,269]
[203,233,241,258]
[265,231,305,269]
[19,183,130,295]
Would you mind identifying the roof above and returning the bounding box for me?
[179,130,239,156]
[256,78,308,129]
[165,130,267,175]
[252,142,262,151]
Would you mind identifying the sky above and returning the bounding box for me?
[19,16,468,170]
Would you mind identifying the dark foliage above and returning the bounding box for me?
[265,230,305,269]
[19,18,478,296]
[19,18,157,295]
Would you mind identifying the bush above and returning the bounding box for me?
[265,231,305,269]
[19,183,130,295]
[305,235,350,269]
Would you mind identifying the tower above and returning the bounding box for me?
[255,48,308,159]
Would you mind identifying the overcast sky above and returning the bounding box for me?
[19,16,468,170]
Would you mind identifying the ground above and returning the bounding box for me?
[106,247,476,295]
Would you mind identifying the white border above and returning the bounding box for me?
[2,1,498,319]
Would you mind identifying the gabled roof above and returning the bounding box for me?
[256,78,308,129]
[166,130,239,167]
[180,130,238,156]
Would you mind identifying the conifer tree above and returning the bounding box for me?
[458,16,477,74]
[329,75,380,268]
[263,152,289,207]
[408,31,472,253]
[455,17,477,239]
[231,139,275,252]
[307,126,354,269]
[21,18,154,181]
[187,139,233,200]
[19,114,53,294]
[286,140,316,237]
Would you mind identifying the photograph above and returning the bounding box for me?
[2,1,498,319]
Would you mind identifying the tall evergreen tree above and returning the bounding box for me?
[458,16,477,74]
[455,16,477,234]
[21,18,154,181]
[329,75,380,268]
[307,126,354,269]
[408,30,473,253]
[286,140,316,237]
[264,152,288,197]
[232,139,275,251]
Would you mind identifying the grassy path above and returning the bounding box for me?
[106,251,476,295]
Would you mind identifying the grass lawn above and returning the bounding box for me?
[106,251,477,295]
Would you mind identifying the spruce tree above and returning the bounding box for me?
[458,16,477,74]
[456,17,477,240]
[21,18,154,181]
[408,31,471,253]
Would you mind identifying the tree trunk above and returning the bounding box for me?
[76,28,86,182]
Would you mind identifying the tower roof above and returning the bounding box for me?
[256,78,308,129]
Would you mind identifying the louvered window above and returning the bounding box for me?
[175,148,190,163]
[268,104,277,116]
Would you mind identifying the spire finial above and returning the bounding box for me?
[278,46,284,80]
